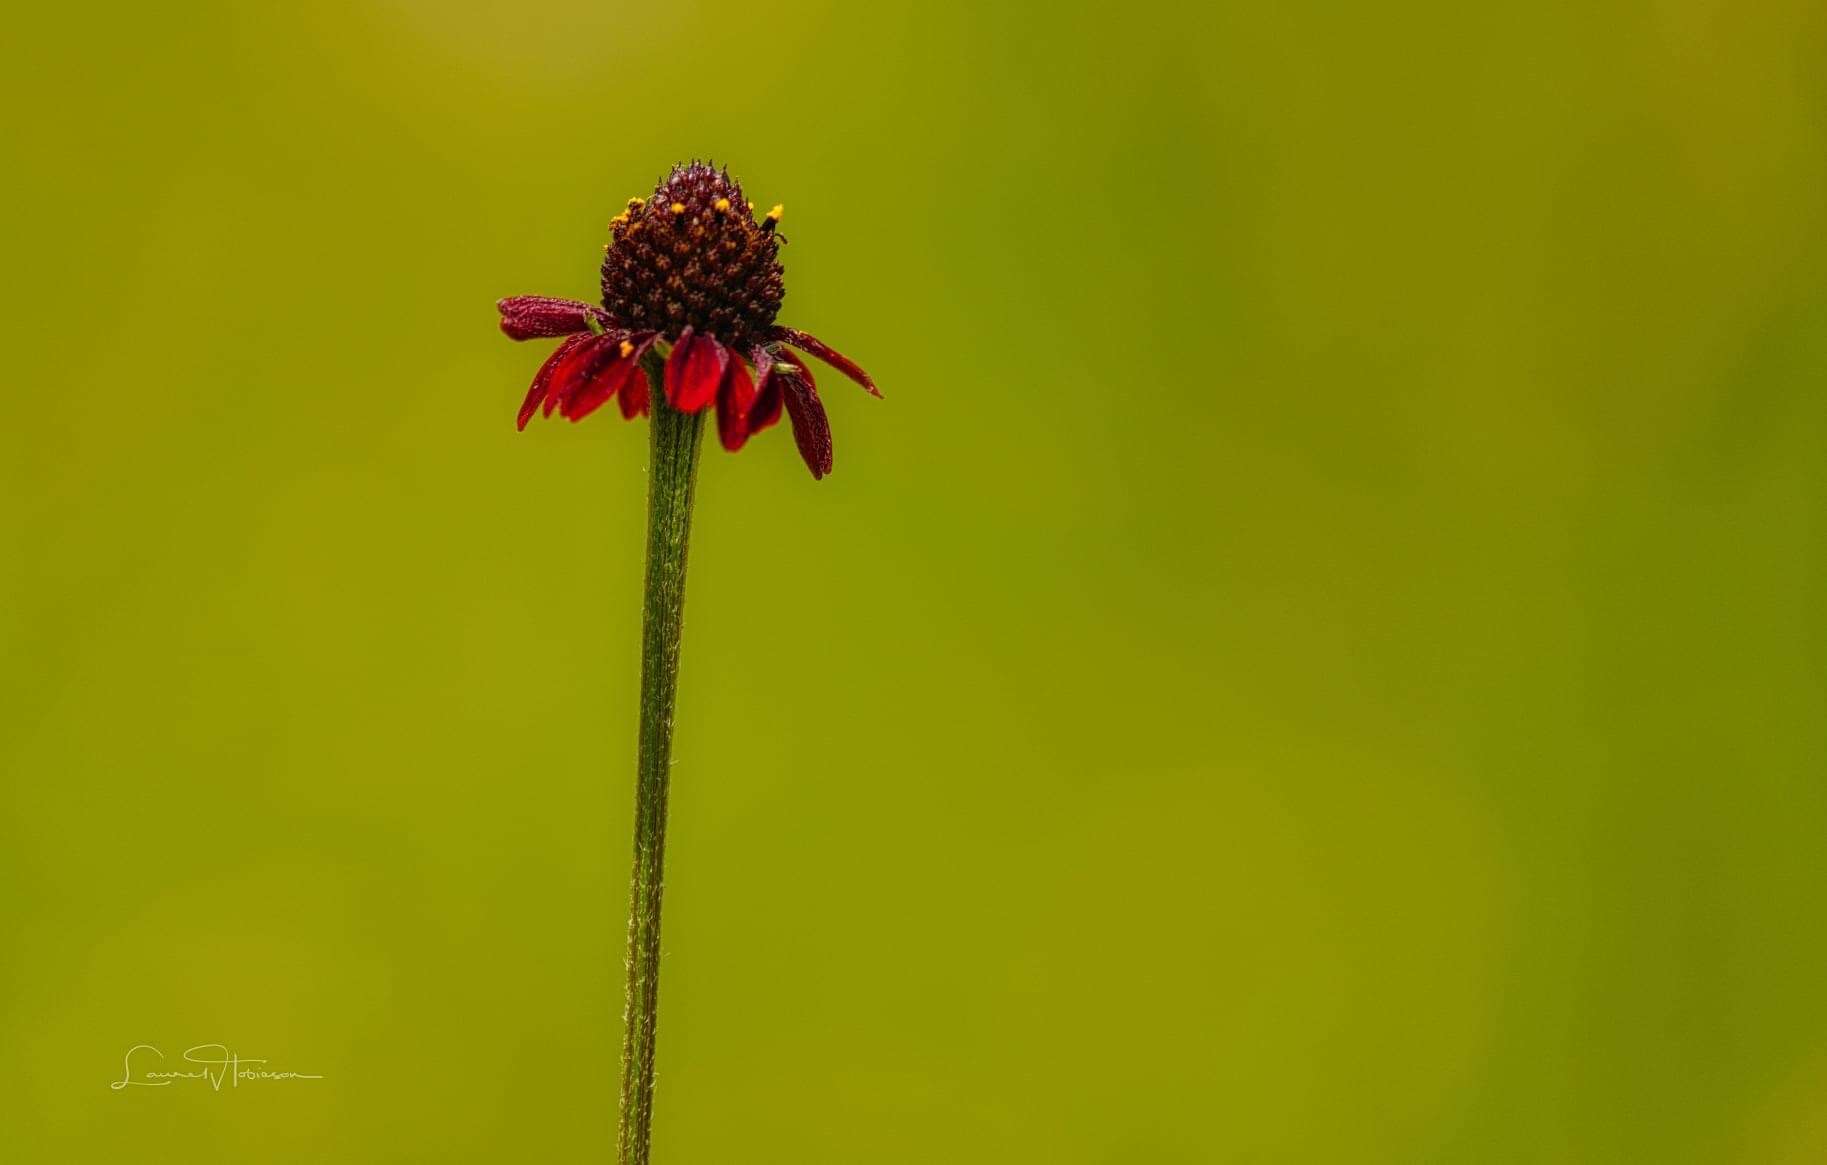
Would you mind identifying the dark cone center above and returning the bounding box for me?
[599,161,785,352]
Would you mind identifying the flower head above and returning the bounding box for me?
[498,161,879,479]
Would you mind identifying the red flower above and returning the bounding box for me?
[498,162,879,479]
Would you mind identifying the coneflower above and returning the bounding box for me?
[499,160,879,479]
[495,161,880,1165]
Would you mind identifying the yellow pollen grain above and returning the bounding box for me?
[714,197,731,212]
[670,202,686,214]
[766,203,784,221]
[619,340,634,357]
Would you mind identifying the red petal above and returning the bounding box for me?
[780,369,833,480]
[616,333,658,418]
[771,348,816,400]
[563,351,632,421]
[756,341,816,438]
[517,334,590,430]
[544,336,609,417]
[772,326,881,397]
[566,334,659,422]
[663,329,729,412]
[498,296,607,340]
[662,328,694,405]
[750,385,783,433]
[619,369,650,418]
[716,357,757,451]
[747,348,784,434]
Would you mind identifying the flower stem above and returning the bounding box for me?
[619,356,704,1165]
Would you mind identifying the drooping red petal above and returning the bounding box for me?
[619,368,650,418]
[716,357,757,451]
[662,329,694,408]
[771,326,881,397]
[517,334,591,430]
[613,333,658,419]
[747,347,784,435]
[748,379,783,435]
[761,346,817,434]
[544,335,608,418]
[779,368,833,480]
[663,329,729,413]
[563,350,632,421]
[566,334,658,422]
[497,296,609,340]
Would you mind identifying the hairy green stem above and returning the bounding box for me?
[619,357,704,1165]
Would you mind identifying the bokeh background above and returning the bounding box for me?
[4,0,1825,1160]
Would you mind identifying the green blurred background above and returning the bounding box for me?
[4,0,1825,1160]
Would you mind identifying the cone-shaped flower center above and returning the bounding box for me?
[599,162,786,352]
